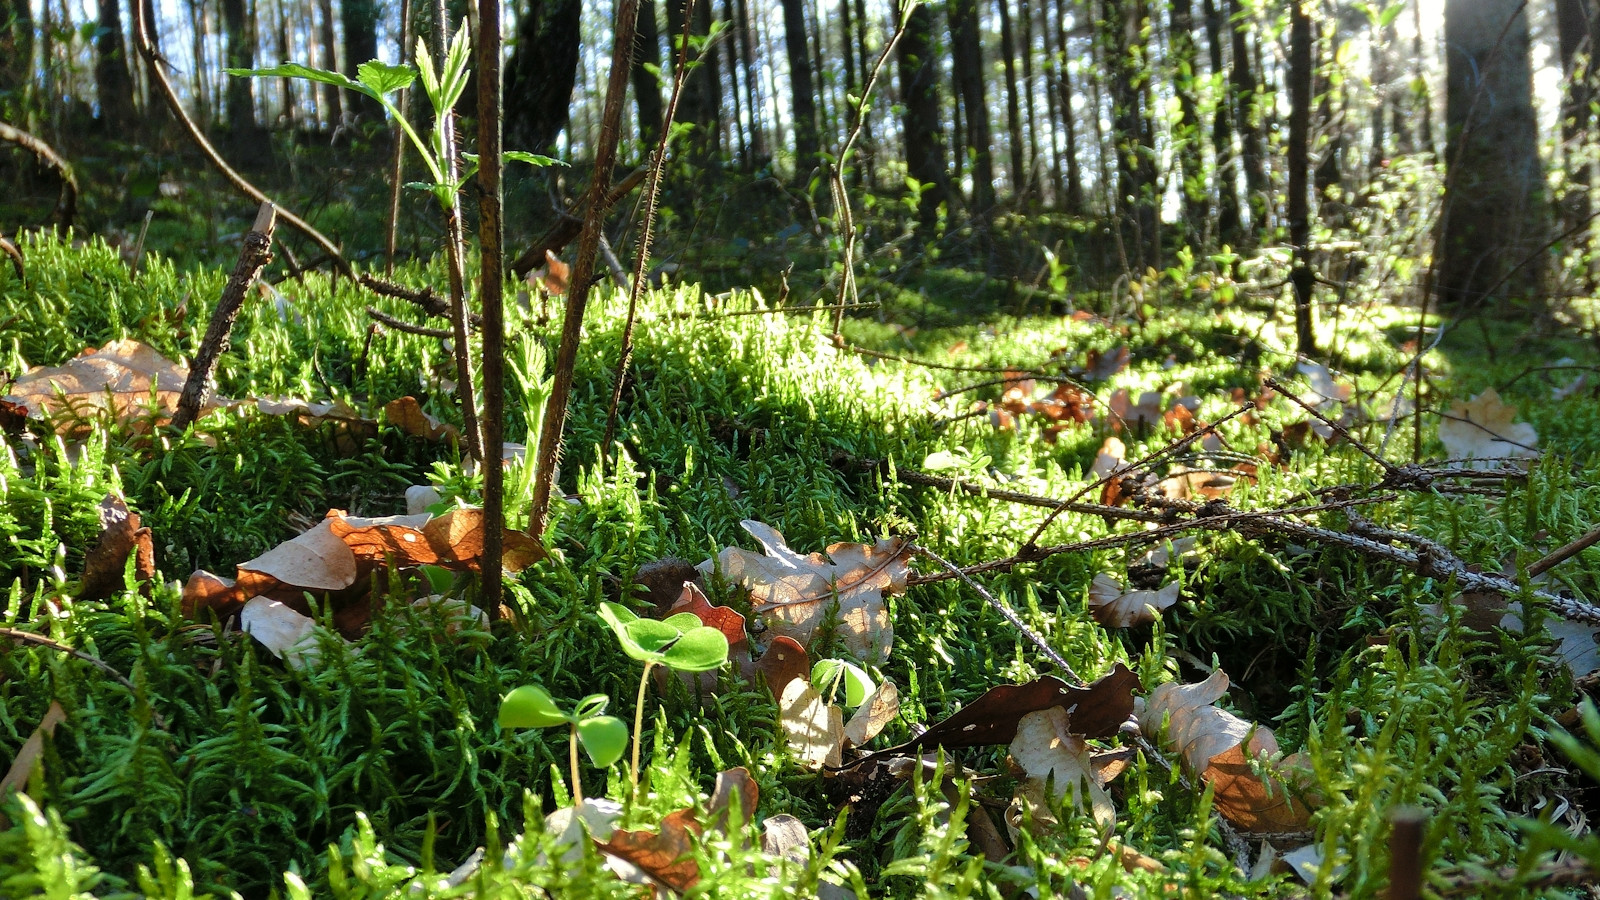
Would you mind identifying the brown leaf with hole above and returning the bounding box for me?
[747,635,810,699]
[701,520,907,664]
[598,808,701,891]
[841,664,1140,771]
[80,495,155,601]
[706,767,759,833]
[1088,574,1179,627]
[1141,670,1314,832]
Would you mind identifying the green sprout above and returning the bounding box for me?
[596,601,730,797]
[812,658,874,708]
[498,685,626,806]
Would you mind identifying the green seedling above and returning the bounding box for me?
[499,685,626,806]
[812,658,874,708]
[597,601,729,796]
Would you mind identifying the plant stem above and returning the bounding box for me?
[631,660,654,799]
[568,724,584,806]
[433,0,482,462]
[476,0,506,610]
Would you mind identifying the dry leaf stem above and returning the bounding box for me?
[527,0,641,536]
[172,203,277,430]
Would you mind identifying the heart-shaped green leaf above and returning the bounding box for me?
[498,685,569,729]
[576,715,628,767]
[661,626,730,673]
[813,659,874,708]
[599,602,730,672]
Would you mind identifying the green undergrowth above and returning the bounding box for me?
[2,231,1600,897]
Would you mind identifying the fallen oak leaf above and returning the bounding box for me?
[842,679,900,749]
[237,519,358,593]
[79,495,155,601]
[780,677,845,769]
[5,339,214,432]
[1141,670,1314,832]
[1088,574,1179,627]
[667,581,748,647]
[239,596,344,669]
[384,395,461,442]
[746,635,810,699]
[1437,388,1539,467]
[1009,706,1116,827]
[701,520,907,664]
[598,808,702,892]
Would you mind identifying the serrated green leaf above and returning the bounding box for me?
[357,60,416,96]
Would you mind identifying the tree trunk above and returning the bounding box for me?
[1202,0,1240,246]
[95,0,137,131]
[1227,0,1268,238]
[342,0,380,122]
[852,0,874,185]
[1170,0,1205,239]
[782,0,820,178]
[1102,0,1157,268]
[1018,0,1040,196]
[505,0,581,158]
[316,0,341,127]
[222,0,267,160]
[632,0,663,150]
[669,0,719,166]
[1288,0,1314,354]
[1412,0,1433,152]
[736,0,767,165]
[722,0,743,162]
[949,0,994,217]
[897,0,947,234]
[0,0,35,118]
[1053,0,1082,213]
[1555,0,1598,234]
[996,0,1024,202]
[1436,0,1546,306]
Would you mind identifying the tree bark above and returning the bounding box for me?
[782,0,820,178]
[316,0,341,127]
[1555,0,1598,233]
[1018,0,1040,196]
[95,0,137,131]
[632,0,664,150]
[1053,0,1082,213]
[949,0,994,218]
[1202,0,1241,246]
[1288,0,1314,354]
[0,0,35,118]
[996,0,1024,202]
[222,0,265,158]
[1436,0,1546,306]
[1102,0,1157,268]
[505,0,581,158]
[897,0,947,234]
[1170,0,1206,238]
[1227,0,1268,239]
[342,0,381,122]
[737,0,767,166]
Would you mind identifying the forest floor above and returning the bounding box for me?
[3,230,1600,898]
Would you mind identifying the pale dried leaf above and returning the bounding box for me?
[0,701,66,799]
[702,520,906,663]
[1437,388,1539,466]
[843,679,899,748]
[240,597,334,669]
[1009,706,1115,827]
[238,519,358,592]
[5,339,214,429]
[779,678,844,769]
[1088,574,1179,627]
[1090,436,1128,479]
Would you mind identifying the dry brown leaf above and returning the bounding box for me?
[597,808,701,892]
[79,495,155,601]
[667,582,748,647]
[1437,388,1539,466]
[1091,436,1128,480]
[1088,574,1179,627]
[536,250,570,295]
[181,569,246,619]
[1142,671,1314,832]
[706,767,759,834]
[238,519,359,592]
[0,700,65,801]
[779,678,845,769]
[1108,389,1163,432]
[702,520,907,664]
[384,396,461,442]
[1009,706,1115,826]
[842,679,900,748]
[1086,345,1131,380]
[5,339,213,431]
[747,635,810,699]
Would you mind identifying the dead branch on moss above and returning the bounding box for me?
[0,123,77,230]
[366,307,452,339]
[0,235,22,281]
[0,627,168,731]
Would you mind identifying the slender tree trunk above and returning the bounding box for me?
[1369,14,1389,170]
[997,0,1025,203]
[1413,0,1433,152]
[1288,0,1314,354]
[1042,0,1063,205]
[342,0,380,122]
[222,0,266,160]
[274,0,294,129]
[852,0,874,185]
[316,0,341,127]
[1102,0,1157,267]
[1202,0,1240,246]
[722,0,747,166]
[949,0,994,218]
[897,0,947,234]
[1436,0,1545,306]
[1055,0,1083,214]
[809,0,830,146]
[839,0,858,184]
[1170,0,1205,238]
[1556,0,1598,233]
[95,0,137,131]
[782,0,820,178]
[1018,0,1040,195]
[1227,0,1267,238]
[736,0,767,165]
[632,0,664,150]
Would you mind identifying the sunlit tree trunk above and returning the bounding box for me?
[1555,0,1598,233]
[1102,0,1157,267]
[1170,0,1205,239]
[1018,0,1040,196]
[222,0,267,158]
[1228,0,1268,238]
[782,0,820,178]
[1288,0,1314,354]
[721,0,747,166]
[996,0,1025,202]
[1053,0,1082,213]
[1436,0,1546,305]
[949,0,994,218]
[316,0,341,127]
[897,0,947,234]
[736,0,767,165]
[1202,0,1240,246]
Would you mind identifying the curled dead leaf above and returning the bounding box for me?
[1009,706,1116,827]
[1088,574,1179,627]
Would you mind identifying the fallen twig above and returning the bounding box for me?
[1528,520,1600,578]
[366,307,452,339]
[0,627,168,731]
[172,203,276,430]
[508,168,648,279]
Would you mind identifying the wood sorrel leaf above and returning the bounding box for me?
[499,685,568,729]
[577,715,628,767]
